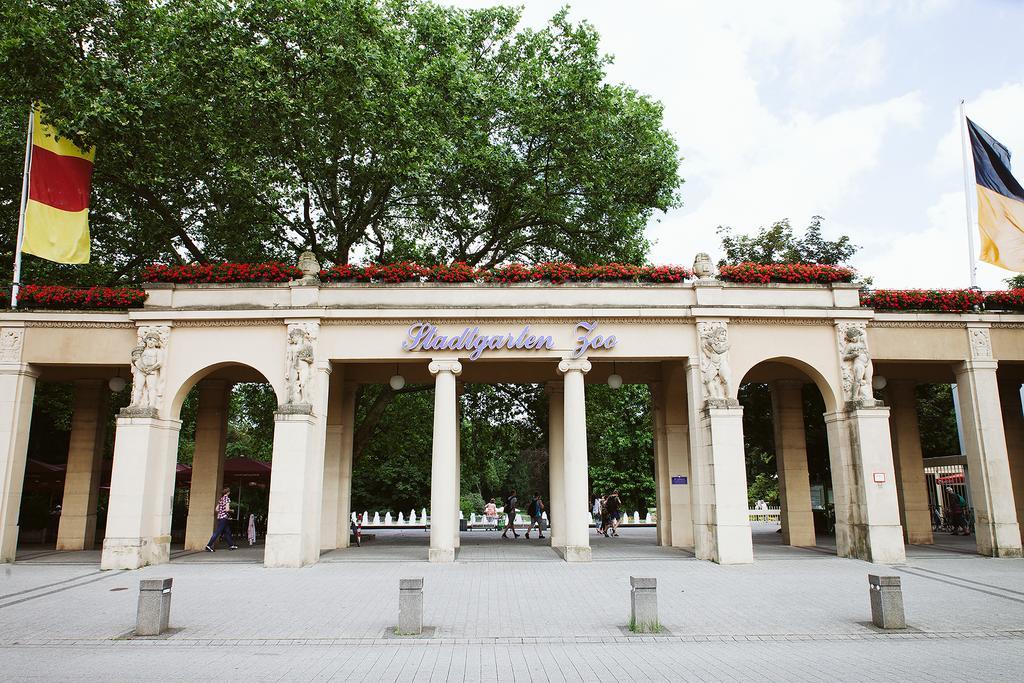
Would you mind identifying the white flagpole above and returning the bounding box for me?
[12,108,33,309]
[959,99,979,289]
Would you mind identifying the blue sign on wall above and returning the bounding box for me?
[671,476,688,485]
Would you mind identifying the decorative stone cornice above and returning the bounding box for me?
[869,320,966,329]
[730,317,830,326]
[322,316,696,326]
[174,319,280,328]
[23,321,135,329]
[428,359,463,376]
[557,359,592,374]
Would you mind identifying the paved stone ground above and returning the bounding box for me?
[3,525,1022,681]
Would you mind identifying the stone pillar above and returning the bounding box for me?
[336,382,357,548]
[954,353,1023,557]
[183,380,231,551]
[649,383,670,546]
[558,359,592,562]
[56,379,108,551]
[101,414,182,569]
[265,356,331,568]
[825,407,906,564]
[320,369,344,551]
[428,360,461,563]
[887,380,933,545]
[0,361,38,562]
[685,359,752,564]
[997,379,1024,542]
[770,380,816,547]
[454,390,462,549]
[547,382,566,549]
[662,362,693,548]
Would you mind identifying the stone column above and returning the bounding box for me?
[183,380,231,551]
[685,361,751,564]
[0,359,38,562]
[954,344,1023,556]
[336,382,357,548]
[454,388,462,549]
[56,380,109,551]
[998,379,1024,542]
[649,383,669,546]
[825,407,906,564]
[320,368,344,551]
[662,362,694,548]
[770,380,816,547]
[887,380,933,545]
[558,359,592,562]
[265,339,331,568]
[547,382,566,549]
[428,360,461,563]
[101,413,182,569]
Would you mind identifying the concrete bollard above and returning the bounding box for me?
[136,578,173,636]
[868,574,905,629]
[629,576,659,633]
[398,577,424,635]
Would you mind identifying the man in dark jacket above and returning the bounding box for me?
[501,490,519,539]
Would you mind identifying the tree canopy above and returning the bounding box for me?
[716,216,857,266]
[1,0,681,286]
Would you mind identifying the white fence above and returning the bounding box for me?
[352,509,657,527]
[748,507,781,523]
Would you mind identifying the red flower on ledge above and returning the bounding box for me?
[143,262,303,284]
[718,262,855,284]
[860,289,984,312]
[16,285,147,310]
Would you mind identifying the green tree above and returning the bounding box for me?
[1005,274,1024,289]
[0,0,681,285]
[716,216,857,266]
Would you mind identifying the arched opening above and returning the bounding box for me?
[738,358,841,558]
[166,363,278,563]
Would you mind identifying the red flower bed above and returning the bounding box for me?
[143,262,302,284]
[318,263,366,282]
[577,263,643,281]
[860,289,984,312]
[640,265,691,283]
[423,262,479,283]
[531,261,578,284]
[489,263,536,284]
[984,289,1024,311]
[718,262,855,284]
[16,285,147,309]
[362,261,423,283]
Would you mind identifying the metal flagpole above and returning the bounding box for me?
[12,108,34,309]
[959,99,979,289]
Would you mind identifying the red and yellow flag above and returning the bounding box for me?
[22,108,95,264]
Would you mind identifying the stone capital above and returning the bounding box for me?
[956,359,999,375]
[428,359,463,376]
[0,363,40,379]
[557,359,592,375]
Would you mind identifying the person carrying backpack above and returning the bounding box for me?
[501,489,519,539]
[524,493,545,539]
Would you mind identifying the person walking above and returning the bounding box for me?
[524,493,545,539]
[592,494,602,532]
[945,486,969,535]
[501,489,519,539]
[205,487,238,552]
[606,490,622,537]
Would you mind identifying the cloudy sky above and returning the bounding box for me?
[447,1,1024,289]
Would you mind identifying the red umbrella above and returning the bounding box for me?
[936,472,964,485]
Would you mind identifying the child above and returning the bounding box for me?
[351,514,362,547]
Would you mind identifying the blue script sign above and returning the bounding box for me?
[402,321,618,361]
[671,476,688,485]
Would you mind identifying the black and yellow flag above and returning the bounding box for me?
[968,118,1024,272]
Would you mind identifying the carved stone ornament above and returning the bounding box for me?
[294,251,321,285]
[123,325,170,416]
[284,323,317,407]
[969,327,993,359]
[692,252,716,280]
[0,328,24,363]
[697,322,736,406]
[837,322,879,408]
